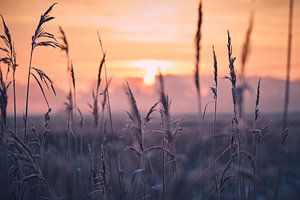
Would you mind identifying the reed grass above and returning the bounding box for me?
[58,26,75,127]
[0,68,10,133]
[0,2,296,200]
[211,46,219,199]
[24,3,61,142]
[65,91,74,159]
[194,0,203,120]
[159,72,168,200]
[125,82,146,199]
[8,129,51,199]
[251,77,261,199]
[240,11,254,79]
[89,52,105,128]
[0,16,17,135]
[281,0,294,132]
[70,61,76,124]
[238,9,254,117]
[97,30,122,199]
[158,72,180,199]
[225,31,243,200]
[275,0,294,199]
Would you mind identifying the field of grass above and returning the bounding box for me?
[1,113,300,200]
[0,1,299,200]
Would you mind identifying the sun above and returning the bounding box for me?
[128,59,165,86]
[139,60,158,86]
[143,71,156,86]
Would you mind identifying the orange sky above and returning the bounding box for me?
[0,0,300,93]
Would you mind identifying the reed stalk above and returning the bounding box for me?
[0,15,17,134]
[238,9,254,118]
[275,0,294,199]
[211,46,219,199]
[226,31,243,200]
[97,30,122,199]
[24,3,61,142]
[194,0,203,121]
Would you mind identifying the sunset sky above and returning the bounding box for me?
[1,0,299,91]
[0,0,300,115]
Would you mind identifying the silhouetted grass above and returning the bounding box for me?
[0,2,298,200]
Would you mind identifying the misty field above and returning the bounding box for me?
[1,113,300,200]
[0,1,299,200]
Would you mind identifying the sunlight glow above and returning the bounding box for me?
[136,60,160,86]
[143,71,156,85]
